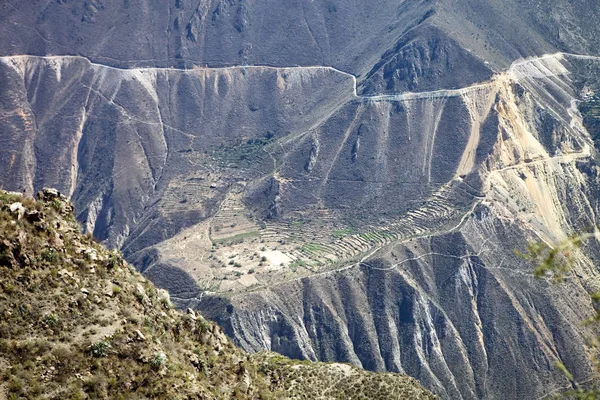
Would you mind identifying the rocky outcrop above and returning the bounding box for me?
[359,25,493,94]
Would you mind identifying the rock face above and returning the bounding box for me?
[2,1,600,399]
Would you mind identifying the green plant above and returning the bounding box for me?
[43,313,59,327]
[290,220,305,228]
[90,340,111,358]
[41,248,58,263]
[160,296,171,310]
[50,199,65,213]
[523,232,600,397]
[289,260,306,269]
[331,228,355,239]
[300,243,326,254]
[517,233,585,282]
[150,352,167,371]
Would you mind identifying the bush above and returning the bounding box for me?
[50,199,65,213]
[43,313,59,327]
[150,352,167,371]
[41,248,58,263]
[90,340,111,358]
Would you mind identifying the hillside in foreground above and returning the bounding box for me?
[0,189,435,399]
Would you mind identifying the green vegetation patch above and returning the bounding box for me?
[289,219,305,228]
[300,243,327,255]
[212,231,260,245]
[331,227,355,239]
[211,136,273,169]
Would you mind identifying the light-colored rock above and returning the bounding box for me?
[9,202,25,220]
[135,329,146,341]
[85,249,98,261]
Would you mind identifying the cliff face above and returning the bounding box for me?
[3,1,600,399]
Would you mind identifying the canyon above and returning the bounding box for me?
[3,0,600,398]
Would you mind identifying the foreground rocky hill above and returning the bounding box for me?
[0,189,435,399]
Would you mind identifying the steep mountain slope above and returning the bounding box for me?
[2,0,600,90]
[207,54,600,399]
[3,50,600,400]
[0,189,435,399]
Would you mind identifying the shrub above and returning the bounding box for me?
[150,352,167,371]
[50,199,65,213]
[43,313,59,327]
[41,248,58,263]
[90,340,111,358]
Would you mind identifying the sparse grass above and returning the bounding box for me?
[300,243,326,254]
[212,231,260,245]
[331,227,355,239]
